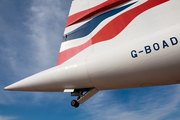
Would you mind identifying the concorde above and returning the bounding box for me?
[4,0,180,108]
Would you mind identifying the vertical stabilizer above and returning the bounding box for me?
[57,0,131,66]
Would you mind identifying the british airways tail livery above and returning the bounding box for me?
[4,0,180,108]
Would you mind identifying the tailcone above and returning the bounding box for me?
[3,63,93,92]
[4,81,29,91]
[4,86,12,91]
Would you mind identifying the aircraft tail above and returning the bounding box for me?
[56,0,132,66]
[56,0,170,66]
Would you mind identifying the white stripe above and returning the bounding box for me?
[65,0,141,34]
[60,0,145,52]
[69,0,107,16]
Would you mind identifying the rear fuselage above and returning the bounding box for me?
[4,0,180,92]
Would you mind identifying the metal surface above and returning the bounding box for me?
[4,0,180,106]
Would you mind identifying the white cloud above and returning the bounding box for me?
[0,82,66,105]
[21,0,71,104]
[1,0,71,105]
[26,0,71,68]
[81,85,180,120]
[0,92,16,105]
[0,115,15,120]
[0,0,71,77]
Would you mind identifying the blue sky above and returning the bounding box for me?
[0,0,180,120]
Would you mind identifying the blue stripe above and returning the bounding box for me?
[64,2,136,41]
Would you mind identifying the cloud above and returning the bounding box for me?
[0,83,67,106]
[0,115,16,120]
[17,0,72,104]
[81,85,180,120]
[1,0,72,105]
[0,91,16,105]
[0,0,72,78]
[26,0,71,69]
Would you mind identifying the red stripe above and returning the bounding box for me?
[57,0,169,66]
[66,0,130,27]
[57,40,92,65]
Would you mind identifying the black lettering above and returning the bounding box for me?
[131,50,138,58]
[153,43,160,51]
[170,37,178,46]
[163,40,169,48]
[144,45,151,54]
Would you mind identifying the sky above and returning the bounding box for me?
[0,0,180,120]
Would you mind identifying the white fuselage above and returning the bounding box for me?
[4,0,180,92]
